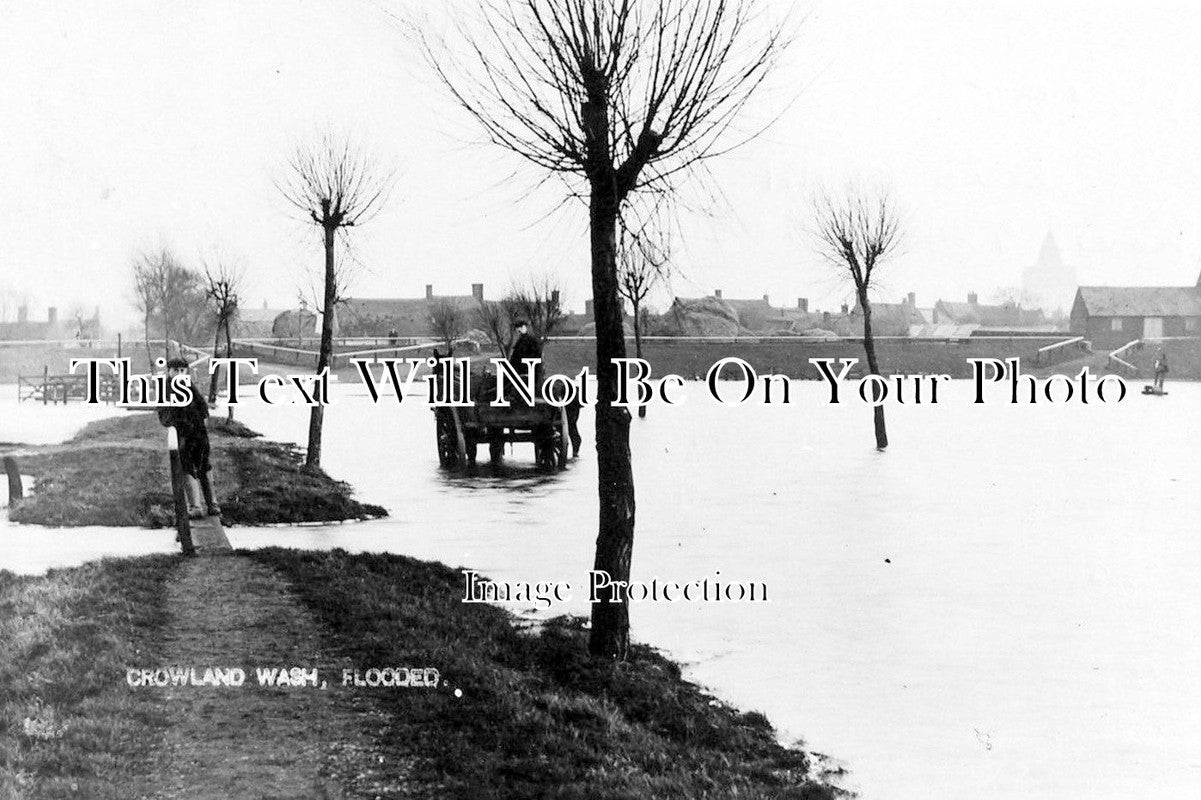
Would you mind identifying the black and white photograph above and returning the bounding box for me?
[2,1,1199,797]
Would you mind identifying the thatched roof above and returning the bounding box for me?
[661,296,743,336]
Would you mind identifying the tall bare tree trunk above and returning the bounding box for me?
[307,218,336,469]
[589,190,636,660]
[859,289,888,449]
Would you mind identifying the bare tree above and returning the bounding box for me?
[618,220,670,418]
[507,276,565,343]
[429,298,467,353]
[475,299,516,358]
[132,254,161,368]
[202,256,243,405]
[132,248,208,365]
[276,132,393,469]
[813,189,902,450]
[427,0,785,659]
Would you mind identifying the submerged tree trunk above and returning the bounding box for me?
[224,316,235,420]
[859,289,888,449]
[588,190,636,661]
[307,222,337,469]
[633,302,646,419]
[208,327,222,403]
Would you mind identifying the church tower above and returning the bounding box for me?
[1022,231,1077,315]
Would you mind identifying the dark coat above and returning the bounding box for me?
[509,333,543,371]
[157,384,211,478]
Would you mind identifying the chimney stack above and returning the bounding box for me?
[968,291,978,305]
[798,298,808,312]
[551,289,560,307]
[714,289,723,299]
[18,305,28,324]
[425,284,434,300]
[907,292,916,306]
[472,283,484,302]
[822,311,830,325]
[585,299,594,317]
[47,306,57,325]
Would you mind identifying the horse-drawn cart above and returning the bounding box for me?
[434,398,571,470]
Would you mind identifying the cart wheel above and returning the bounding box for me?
[435,412,460,468]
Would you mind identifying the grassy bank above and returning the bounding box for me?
[249,548,839,799]
[1,552,839,799]
[5,412,386,527]
[0,556,175,798]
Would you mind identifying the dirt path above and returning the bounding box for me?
[140,556,409,799]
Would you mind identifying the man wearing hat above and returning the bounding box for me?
[157,357,221,518]
[505,320,543,402]
[509,320,542,373]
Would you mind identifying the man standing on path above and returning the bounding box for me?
[1154,348,1169,392]
[158,357,221,518]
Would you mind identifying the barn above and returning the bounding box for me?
[1070,280,1201,348]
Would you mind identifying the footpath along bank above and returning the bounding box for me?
[0,414,841,799]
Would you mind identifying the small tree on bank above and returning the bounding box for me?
[813,190,902,449]
[277,133,392,469]
[202,257,243,405]
[426,0,786,660]
[618,222,670,419]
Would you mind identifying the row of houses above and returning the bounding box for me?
[0,306,101,340]
[238,270,1201,348]
[660,289,1055,339]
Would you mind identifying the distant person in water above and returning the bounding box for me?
[1154,348,1169,391]
[157,357,220,519]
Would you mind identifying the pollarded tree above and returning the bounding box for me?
[426,0,786,659]
[276,133,392,469]
[813,189,902,450]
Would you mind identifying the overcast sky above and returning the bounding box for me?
[3,0,1201,327]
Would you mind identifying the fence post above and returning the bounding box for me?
[167,427,196,556]
[4,456,22,503]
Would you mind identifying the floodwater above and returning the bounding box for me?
[2,376,1200,800]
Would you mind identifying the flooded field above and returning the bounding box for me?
[3,379,1199,800]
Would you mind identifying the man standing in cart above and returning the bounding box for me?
[509,320,543,391]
